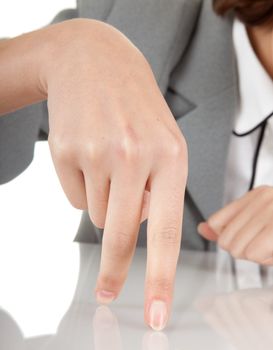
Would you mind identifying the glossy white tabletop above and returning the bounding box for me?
[1,241,273,350]
[1,143,273,350]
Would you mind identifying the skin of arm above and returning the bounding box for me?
[0,19,188,331]
[0,32,47,113]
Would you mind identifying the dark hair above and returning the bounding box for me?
[213,0,273,26]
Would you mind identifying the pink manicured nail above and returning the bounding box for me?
[149,300,168,331]
[96,290,115,304]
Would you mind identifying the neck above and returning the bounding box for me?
[247,25,273,80]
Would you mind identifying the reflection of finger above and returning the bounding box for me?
[227,293,260,348]
[241,296,273,346]
[195,295,241,341]
[93,306,122,350]
[197,294,256,350]
[142,331,170,350]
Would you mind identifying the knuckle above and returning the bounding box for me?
[162,134,187,160]
[152,226,180,246]
[207,216,220,234]
[218,236,230,251]
[49,135,76,162]
[147,277,173,295]
[256,185,273,200]
[83,142,103,163]
[230,246,242,259]
[244,248,258,262]
[99,274,124,291]
[109,230,135,257]
[207,217,216,231]
[116,135,142,162]
[256,185,271,193]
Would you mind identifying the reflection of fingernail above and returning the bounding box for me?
[94,306,116,329]
[96,290,115,304]
[143,331,169,350]
[195,299,210,311]
[149,300,168,331]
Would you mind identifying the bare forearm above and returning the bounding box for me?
[0,19,107,115]
[0,29,50,115]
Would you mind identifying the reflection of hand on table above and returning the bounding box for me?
[93,306,170,350]
[196,287,273,350]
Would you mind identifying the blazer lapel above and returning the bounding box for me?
[177,84,238,220]
[166,1,238,219]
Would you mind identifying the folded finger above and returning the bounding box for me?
[206,189,259,235]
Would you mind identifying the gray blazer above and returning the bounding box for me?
[0,0,237,250]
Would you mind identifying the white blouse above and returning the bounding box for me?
[221,19,273,288]
[224,19,273,204]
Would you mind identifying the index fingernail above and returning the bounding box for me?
[96,290,116,304]
[149,300,168,331]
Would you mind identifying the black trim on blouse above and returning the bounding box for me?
[232,112,273,137]
[232,112,273,191]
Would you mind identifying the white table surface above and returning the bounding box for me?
[1,241,273,350]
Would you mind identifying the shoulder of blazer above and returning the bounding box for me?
[169,1,235,107]
[77,0,203,93]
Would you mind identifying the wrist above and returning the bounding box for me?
[0,18,100,115]
[40,19,105,95]
[0,29,49,114]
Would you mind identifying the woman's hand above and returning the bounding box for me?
[46,19,188,331]
[198,186,273,265]
[0,19,188,330]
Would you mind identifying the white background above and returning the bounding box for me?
[0,0,76,37]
